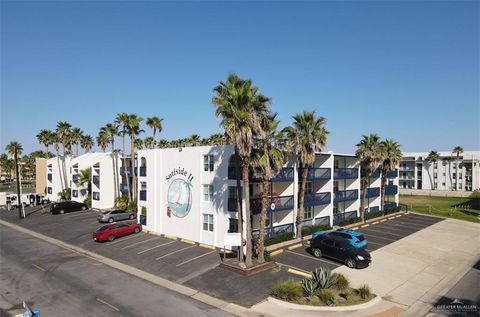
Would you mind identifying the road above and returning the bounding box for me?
[0,224,234,317]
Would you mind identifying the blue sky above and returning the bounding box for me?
[1,0,479,155]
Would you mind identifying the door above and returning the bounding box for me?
[320,238,336,258]
[333,240,348,261]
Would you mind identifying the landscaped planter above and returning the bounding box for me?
[267,295,381,312]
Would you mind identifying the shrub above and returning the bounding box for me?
[116,194,129,210]
[263,249,272,262]
[58,187,71,200]
[302,224,332,237]
[301,278,317,300]
[339,217,361,226]
[358,284,371,299]
[264,232,295,246]
[318,289,336,306]
[332,273,349,291]
[311,267,337,289]
[340,289,353,300]
[127,199,137,212]
[83,196,91,208]
[141,206,147,216]
[271,280,303,301]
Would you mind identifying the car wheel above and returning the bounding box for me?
[312,248,322,258]
[108,235,115,242]
[108,218,114,223]
[134,227,140,233]
[81,206,87,211]
[59,210,65,214]
[345,258,357,269]
[129,214,134,220]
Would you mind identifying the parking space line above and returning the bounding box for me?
[287,243,303,250]
[32,263,46,272]
[367,240,386,246]
[361,227,407,238]
[121,237,161,250]
[388,220,430,228]
[380,219,387,222]
[287,268,311,278]
[372,221,379,225]
[401,217,441,225]
[155,245,195,260]
[363,232,397,242]
[107,233,145,245]
[285,250,339,266]
[96,298,120,312]
[81,217,98,222]
[270,249,283,256]
[175,250,216,267]
[137,241,175,254]
[65,212,99,218]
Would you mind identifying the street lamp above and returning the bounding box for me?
[18,162,26,219]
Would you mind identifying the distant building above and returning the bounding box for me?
[400,151,480,191]
[35,157,47,194]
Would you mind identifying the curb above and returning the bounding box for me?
[267,295,382,312]
[0,219,248,317]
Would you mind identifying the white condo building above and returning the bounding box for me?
[137,145,399,248]
[400,151,480,191]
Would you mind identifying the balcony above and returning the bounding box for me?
[307,168,331,180]
[252,223,294,239]
[251,167,295,183]
[92,175,100,188]
[369,168,381,179]
[47,174,52,182]
[120,167,135,176]
[384,202,397,210]
[139,167,147,177]
[72,174,78,183]
[250,195,294,214]
[120,184,129,194]
[385,185,398,195]
[334,168,358,179]
[334,189,358,203]
[228,198,238,212]
[304,192,331,207]
[399,166,414,171]
[139,190,147,201]
[386,169,398,178]
[366,187,380,198]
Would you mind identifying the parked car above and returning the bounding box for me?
[50,201,88,214]
[92,223,142,242]
[97,209,136,223]
[312,228,367,248]
[309,234,371,269]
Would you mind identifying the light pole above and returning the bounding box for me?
[19,162,26,219]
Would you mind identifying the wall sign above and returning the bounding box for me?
[166,167,194,218]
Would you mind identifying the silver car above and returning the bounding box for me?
[97,209,136,223]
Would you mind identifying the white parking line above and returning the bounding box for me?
[107,233,145,245]
[388,220,430,229]
[175,250,216,267]
[65,212,99,218]
[285,250,339,266]
[121,237,161,250]
[364,232,397,242]
[155,245,195,260]
[277,262,311,275]
[361,227,406,238]
[96,298,120,312]
[366,240,386,246]
[137,241,175,254]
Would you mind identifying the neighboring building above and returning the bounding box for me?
[91,153,123,210]
[71,153,105,205]
[137,146,399,249]
[46,156,73,201]
[35,157,47,194]
[400,151,480,191]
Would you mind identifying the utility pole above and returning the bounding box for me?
[14,150,23,219]
[19,163,26,219]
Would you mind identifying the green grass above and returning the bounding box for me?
[400,192,480,223]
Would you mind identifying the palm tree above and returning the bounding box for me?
[379,139,402,215]
[283,111,329,237]
[0,154,9,180]
[115,112,132,201]
[212,73,270,266]
[50,132,65,191]
[146,116,163,139]
[158,139,169,148]
[144,136,156,149]
[127,114,144,201]
[56,121,72,189]
[75,168,92,205]
[36,129,54,159]
[188,134,202,146]
[101,123,120,203]
[251,113,286,262]
[356,134,382,223]
[209,133,226,145]
[70,128,83,156]
[81,135,94,153]
[5,141,23,219]
[96,131,109,152]
[426,151,440,190]
[134,138,144,150]
[452,146,464,191]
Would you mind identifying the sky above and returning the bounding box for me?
[1,0,479,155]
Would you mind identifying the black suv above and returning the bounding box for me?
[309,234,371,269]
[50,201,88,214]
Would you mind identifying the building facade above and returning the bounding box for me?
[137,145,399,248]
[400,151,480,192]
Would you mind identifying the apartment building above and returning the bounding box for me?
[46,155,73,201]
[137,146,399,248]
[400,151,480,191]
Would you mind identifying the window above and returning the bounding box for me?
[435,183,438,189]
[203,214,214,231]
[228,218,238,233]
[334,160,339,168]
[442,182,446,186]
[442,160,447,166]
[140,182,147,201]
[228,186,237,199]
[203,155,214,172]
[305,182,313,194]
[47,174,52,182]
[203,185,214,202]
[333,203,338,213]
[434,173,438,178]
[442,172,446,176]
[459,173,462,178]
[93,192,100,200]
[458,184,462,189]
[72,190,78,198]
[141,182,147,190]
[47,187,52,194]
[140,157,147,177]
[304,207,313,220]
[452,173,456,178]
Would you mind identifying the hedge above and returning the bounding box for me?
[338,207,402,226]
[264,232,295,246]
[302,224,332,237]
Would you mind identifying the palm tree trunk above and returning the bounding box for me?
[14,152,22,219]
[61,145,68,190]
[242,163,252,267]
[380,173,386,215]
[56,150,64,191]
[111,141,117,206]
[256,179,269,263]
[360,177,368,223]
[45,146,49,160]
[130,133,137,201]
[234,151,244,263]
[456,153,459,191]
[296,164,308,238]
[122,134,132,202]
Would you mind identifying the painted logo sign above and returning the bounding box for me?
[166,168,194,218]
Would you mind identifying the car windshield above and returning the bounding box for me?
[102,211,112,215]
[95,225,111,232]
[356,235,365,242]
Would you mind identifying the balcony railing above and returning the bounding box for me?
[333,210,357,225]
[139,167,147,177]
[120,183,129,194]
[369,168,381,179]
[307,168,331,180]
[334,189,358,203]
[366,187,380,198]
[251,167,295,183]
[386,169,398,178]
[250,195,294,214]
[334,168,358,179]
[252,223,294,239]
[304,192,331,207]
[228,198,238,212]
[384,202,397,210]
[120,167,136,176]
[385,185,398,195]
[139,190,147,201]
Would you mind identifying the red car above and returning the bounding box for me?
[93,222,142,242]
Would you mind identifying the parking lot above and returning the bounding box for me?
[272,212,444,275]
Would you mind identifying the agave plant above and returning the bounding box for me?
[311,267,337,289]
[301,278,317,300]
